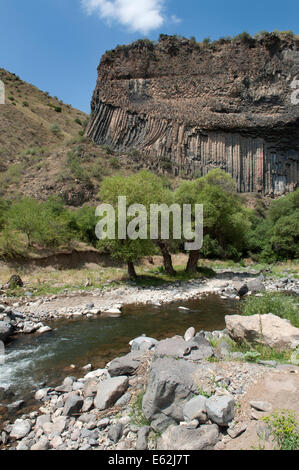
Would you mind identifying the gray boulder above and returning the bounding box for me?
[247,279,265,293]
[136,426,150,450]
[63,393,83,416]
[94,376,129,411]
[154,334,214,361]
[108,423,123,443]
[0,321,13,342]
[55,376,75,393]
[184,327,195,342]
[10,419,32,440]
[142,357,197,432]
[206,395,235,427]
[31,437,49,451]
[158,424,219,450]
[183,395,208,423]
[130,336,158,352]
[108,351,143,377]
[83,378,98,398]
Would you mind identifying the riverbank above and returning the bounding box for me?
[0,268,298,341]
[1,318,299,451]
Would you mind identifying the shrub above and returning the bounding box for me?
[50,123,61,136]
[263,410,299,450]
[110,157,120,169]
[75,118,82,126]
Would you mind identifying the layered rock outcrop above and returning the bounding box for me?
[87,34,299,195]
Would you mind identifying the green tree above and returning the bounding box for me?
[97,171,179,278]
[176,169,251,272]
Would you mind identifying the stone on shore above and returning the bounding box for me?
[94,376,129,411]
[246,279,265,293]
[250,401,272,412]
[0,321,13,342]
[184,327,195,342]
[108,351,143,377]
[183,395,208,423]
[142,357,197,432]
[130,336,158,352]
[31,437,50,451]
[225,313,299,350]
[158,424,219,450]
[10,419,32,440]
[154,334,214,361]
[63,394,84,417]
[136,426,150,450]
[205,395,235,427]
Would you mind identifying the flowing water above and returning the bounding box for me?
[0,294,240,421]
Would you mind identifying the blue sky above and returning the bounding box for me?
[1,0,298,113]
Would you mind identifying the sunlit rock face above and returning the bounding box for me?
[87,34,299,195]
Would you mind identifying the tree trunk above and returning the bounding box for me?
[186,250,200,273]
[127,261,137,280]
[157,241,176,276]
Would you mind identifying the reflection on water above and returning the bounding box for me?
[0,294,240,409]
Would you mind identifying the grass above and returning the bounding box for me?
[230,340,293,363]
[129,392,150,427]
[240,292,299,328]
[209,335,294,364]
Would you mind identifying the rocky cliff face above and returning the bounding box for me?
[86,34,299,195]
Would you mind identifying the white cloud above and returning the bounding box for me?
[81,0,166,34]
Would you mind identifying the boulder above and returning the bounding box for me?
[158,424,219,450]
[10,419,32,440]
[246,279,265,293]
[250,401,272,412]
[130,336,158,352]
[183,395,208,423]
[225,313,299,350]
[42,416,67,436]
[0,321,13,342]
[154,334,214,361]
[206,395,235,427]
[55,376,75,393]
[232,281,248,297]
[142,357,197,432]
[83,378,98,398]
[94,376,129,411]
[108,423,123,443]
[31,437,49,451]
[37,326,52,334]
[34,388,50,401]
[63,394,83,416]
[136,426,150,450]
[108,351,143,377]
[184,327,196,342]
[23,321,39,334]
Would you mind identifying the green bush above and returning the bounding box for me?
[263,410,299,450]
[50,123,61,136]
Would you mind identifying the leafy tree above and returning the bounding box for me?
[98,171,181,277]
[176,169,251,272]
[3,197,71,249]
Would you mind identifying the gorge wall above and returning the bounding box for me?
[86,34,299,195]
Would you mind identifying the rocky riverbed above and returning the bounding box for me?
[1,270,298,344]
[1,312,299,451]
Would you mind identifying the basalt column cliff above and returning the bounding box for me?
[86,34,299,195]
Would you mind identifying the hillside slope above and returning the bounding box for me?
[0,69,143,205]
